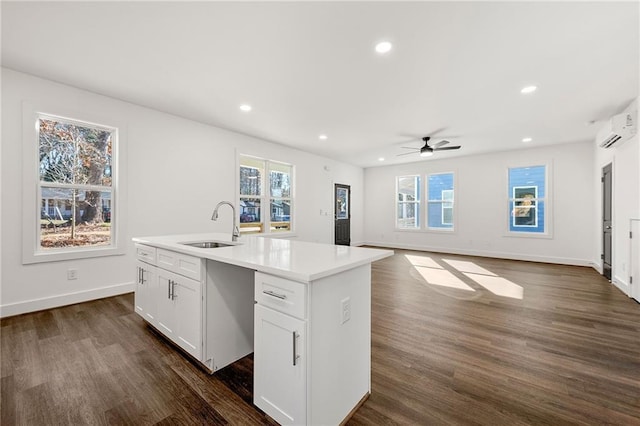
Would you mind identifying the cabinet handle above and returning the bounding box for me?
[168,280,172,299]
[292,331,300,366]
[138,267,142,284]
[171,281,178,300]
[263,290,287,300]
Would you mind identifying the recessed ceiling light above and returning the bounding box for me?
[319,134,328,140]
[522,137,532,143]
[239,104,252,112]
[375,41,393,54]
[520,85,537,94]
[378,157,385,162]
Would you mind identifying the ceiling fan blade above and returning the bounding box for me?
[433,140,450,148]
[396,151,418,156]
[400,146,420,150]
[433,146,461,151]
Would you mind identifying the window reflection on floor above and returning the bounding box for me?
[405,254,524,300]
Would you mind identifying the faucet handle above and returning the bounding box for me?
[233,226,241,240]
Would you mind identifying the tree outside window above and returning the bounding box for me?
[239,155,293,234]
[38,115,115,249]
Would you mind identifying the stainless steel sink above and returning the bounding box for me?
[180,241,233,248]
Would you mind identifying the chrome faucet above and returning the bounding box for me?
[212,201,240,241]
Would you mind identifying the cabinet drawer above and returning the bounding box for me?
[255,272,307,319]
[157,248,202,281]
[136,244,156,265]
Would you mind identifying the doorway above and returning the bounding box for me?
[602,163,612,280]
[631,220,639,302]
[334,183,351,246]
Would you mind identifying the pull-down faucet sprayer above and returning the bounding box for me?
[212,201,240,241]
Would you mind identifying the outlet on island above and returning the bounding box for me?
[67,268,78,280]
[341,297,351,324]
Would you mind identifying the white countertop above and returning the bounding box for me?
[132,233,393,282]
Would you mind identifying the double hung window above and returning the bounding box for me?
[427,172,454,230]
[396,172,455,231]
[239,155,293,234]
[508,165,547,234]
[37,114,116,251]
[396,175,420,229]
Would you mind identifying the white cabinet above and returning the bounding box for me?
[134,244,203,361]
[254,304,306,425]
[156,268,202,360]
[135,244,157,325]
[135,260,157,325]
[254,272,308,425]
[254,266,372,426]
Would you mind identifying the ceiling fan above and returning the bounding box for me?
[397,136,461,157]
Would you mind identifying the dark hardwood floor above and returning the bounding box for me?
[2,249,639,425]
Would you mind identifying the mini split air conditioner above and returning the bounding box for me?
[597,111,637,148]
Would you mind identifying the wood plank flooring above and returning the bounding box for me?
[2,249,639,425]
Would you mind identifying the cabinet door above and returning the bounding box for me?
[156,269,176,339]
[135,262,157,325]
[254,305,306,425]
[155,268,202,360]
[173,274,202,360]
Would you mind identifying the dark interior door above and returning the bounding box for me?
[602,163,612,280]
[334,184,351,246]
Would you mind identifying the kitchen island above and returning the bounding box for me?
[132,233,393,426]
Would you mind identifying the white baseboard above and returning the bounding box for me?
[362,241,592,267]
[0,281,135,318]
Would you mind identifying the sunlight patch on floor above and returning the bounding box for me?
[415,266,475,291]
[404,254,443,269]
[464,273,524,299]
[442,259,497,276]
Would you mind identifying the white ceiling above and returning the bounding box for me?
[2,1,638,168]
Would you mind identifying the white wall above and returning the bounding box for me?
[1,69,364,317]
[593,98,639,296]
[363,141,595,265]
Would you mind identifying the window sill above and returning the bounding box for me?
[503,231,553,239]
[23,245,126,265]
[395,228,457,234]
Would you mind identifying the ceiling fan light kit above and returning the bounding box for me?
[397,136,462,158]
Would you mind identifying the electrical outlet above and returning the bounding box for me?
[341,297,351,324]
[67,268,78,280]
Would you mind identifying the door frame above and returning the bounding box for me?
[602,163,613,281]
[334,183,351,246]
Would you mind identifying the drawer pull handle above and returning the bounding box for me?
[171,280,178,300]
[263,290,287,300]
[292,331,300,366]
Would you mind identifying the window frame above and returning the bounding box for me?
[238,154,294,235]
[441,189,454,226]
[395,175,421,230]
[426,171,456,232]
[22,103,127,264]
[506,163,552,238]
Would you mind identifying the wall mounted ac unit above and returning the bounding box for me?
[597,111,637,148]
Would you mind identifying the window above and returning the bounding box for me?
[37,114,116,251]
[239,155,293,234]
[508,165,546,233]
[427,172,454,230]
[396,175,420,229]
